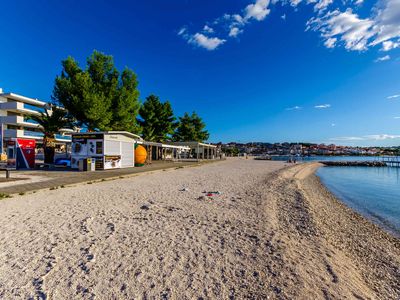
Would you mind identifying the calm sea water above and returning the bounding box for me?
[270,156,400,235]
[317,166,400,236]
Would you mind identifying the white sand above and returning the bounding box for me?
[0,159,399,299]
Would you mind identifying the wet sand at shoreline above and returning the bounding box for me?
[0,159,399,299]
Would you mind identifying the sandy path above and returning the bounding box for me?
[0,159,399,299]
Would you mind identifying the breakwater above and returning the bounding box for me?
[321,161,387,167]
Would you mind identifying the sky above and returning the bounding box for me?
[0,0,400,146]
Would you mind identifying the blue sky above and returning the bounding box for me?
[1,0,400,146]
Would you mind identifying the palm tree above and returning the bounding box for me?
[29,104,74,164]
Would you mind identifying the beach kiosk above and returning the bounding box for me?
[71,131,142,170]
[6,138,36,169]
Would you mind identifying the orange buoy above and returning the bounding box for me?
[135,144,147,166]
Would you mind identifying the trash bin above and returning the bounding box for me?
[78,159,86,171]
[78,158,95,171]
[88,158,96,171]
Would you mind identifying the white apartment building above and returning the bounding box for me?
[0,88,74,145]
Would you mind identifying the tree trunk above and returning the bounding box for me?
[43,136,55,164]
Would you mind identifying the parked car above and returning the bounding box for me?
[54,158,71,167]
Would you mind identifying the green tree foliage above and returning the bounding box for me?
[223,147,240,156]
[53,50,141,132]
[173,112,210,142]
[138,95,176,142]
[29,104,74,163]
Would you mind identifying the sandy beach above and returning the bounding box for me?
[0,158,399,299]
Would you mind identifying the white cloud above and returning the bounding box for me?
[381,40,399,51]
[375,55,391,62]
[179,0,273,50]
[330,136,364,141]
[232,14,245,25]
[324,37,337,48]
[313,0,333,12]
[245,0,271,21]
[307,9,375,51]
[290,0,302,7]
[370,0,400,46]
[179,0,400,53]
[307,0,400,52]
[178,27,187,36]
[393,116,400,119]
[203,25,214,33]
[387,94,400,99]
[364,134,400,140]
[229,27,243,37]
[286,105,302,110]
[331,123,336,126]
[330,134,400,141]
[188,33,226,51]
[314,104,331,108]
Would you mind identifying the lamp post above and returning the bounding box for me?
[0,122,3,155]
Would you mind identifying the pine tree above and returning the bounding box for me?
[53,50,141,133]
[138,95,176,142]
[173,112,209,142]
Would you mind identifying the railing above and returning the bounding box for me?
[376,156,400,167]
[24,130,44,137]
[23,118,39,124]
[23,103,45,113]
[54,134,72,141]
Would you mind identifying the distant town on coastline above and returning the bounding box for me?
[220,142,400,157]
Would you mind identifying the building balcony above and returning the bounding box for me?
[0,101,41,116]
[3,129,72,143]
[0,93,46,107]
[0,115,42,129]
[4,129,44,140]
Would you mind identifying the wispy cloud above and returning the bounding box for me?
[307,0,400,52]
[387,94,400,100]
[331,123,336,127]
[394,116,400,119]
[330,136,364,141]
[331,134,400,141]
[203,25,214,34]
[179,0,400,53]
[229,27,243,37]
[178,27,187,36]
[286,105,302,111]
[179,28,226,50]
[178,0,272,50]
[364,134,400,140]
[314,104,331,109]
[375,55,391,62]
[189,33,226,50]
[244,0,271,22]
[381,40,399,51]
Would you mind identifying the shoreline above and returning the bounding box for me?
[0,159,398,299]
[272,162,400,298]
[315,164,400,238]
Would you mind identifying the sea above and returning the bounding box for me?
[272,156,400,236]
